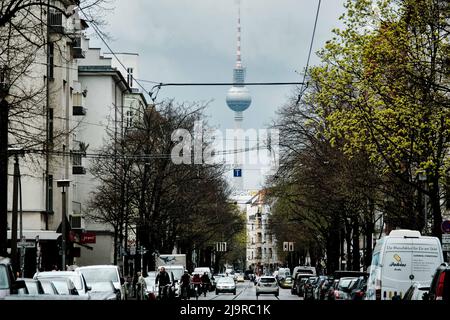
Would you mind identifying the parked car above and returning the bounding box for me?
[38,279,59,295]
[16,278,44,295]
[292,266,316,279]
[318,277,333,300]
[403,282,430,300]
[215,277,236,295]
[292,273,312,295]
[45,278,80,296]
[349,276,368,300]
[89,281,121,300]
[313,276,328,300]
[0,257,26,298]
[76,265,125,300]
[256,276,279,297]
[33,271,91,298]
[303,276,318,300]
[326,279,340,300]
[427,262,450,301]
[334,277,358,300]
[279,276,293,289]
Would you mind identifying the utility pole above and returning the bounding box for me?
[0,82,9,257]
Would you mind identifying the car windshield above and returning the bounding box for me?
[218,277,234,284]
[51,280,70,295]
[40,281,56,294]
[79,268,119,284]
[0,265,8,290]
[26,281,40,294]
[339,278,357,289]
[260,277,276,283]
[90,282,114,292]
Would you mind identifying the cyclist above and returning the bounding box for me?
[180,270,191,300]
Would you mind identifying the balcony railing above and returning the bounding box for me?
[71,37,85,59]
[48,10,65,34]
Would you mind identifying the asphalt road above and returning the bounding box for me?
[195,281,302,301]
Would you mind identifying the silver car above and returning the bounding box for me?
[33,271,91,298]
[215,277,236,295]
[256,276,279,297]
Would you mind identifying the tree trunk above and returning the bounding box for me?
[352,219,360,271]
[345,221,352,270]
[429,179,442,242]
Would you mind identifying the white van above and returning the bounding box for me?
[292,266,316,278]
[366,229,444,300]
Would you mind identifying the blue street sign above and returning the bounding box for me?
[233,169,242,177]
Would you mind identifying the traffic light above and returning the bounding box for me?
[283,242,288,251]
[289,242,294,252]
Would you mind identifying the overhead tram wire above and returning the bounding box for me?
[79,7,151,97]
[148,82,304,102]
[81,7,306,103]
[296,0,322,106]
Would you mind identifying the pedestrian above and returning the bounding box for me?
[137,272,146,300]
[132,272,138,298]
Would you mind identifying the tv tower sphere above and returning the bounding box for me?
[226,2,252,116]
[226,86,252,112]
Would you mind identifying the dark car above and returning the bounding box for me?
[349,276,368,300]
[303,276,319,300]
[292,273,312,295]
[427,262,450,301]
[318,277,333,300]
[327,279,340,300]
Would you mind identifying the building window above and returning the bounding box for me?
[127,68,134,87]
[48,43,54,79]
[126,110,133,128]
[48,175,53,213]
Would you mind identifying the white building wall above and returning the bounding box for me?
[104,53,140,91]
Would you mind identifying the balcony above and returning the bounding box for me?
[73,93,86,115]
[72,166,86,175]
[48,11,65,34]
[71,37,85,59]
[72,144,87,175]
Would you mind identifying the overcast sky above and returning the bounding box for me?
[90,0,346,191]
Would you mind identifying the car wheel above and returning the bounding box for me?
[234,290,236,295]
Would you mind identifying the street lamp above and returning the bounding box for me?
[56,179,70,270]
[417,173,428,234]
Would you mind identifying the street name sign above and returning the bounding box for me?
[18,241,35,248]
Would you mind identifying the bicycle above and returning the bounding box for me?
[180,285,190,300]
